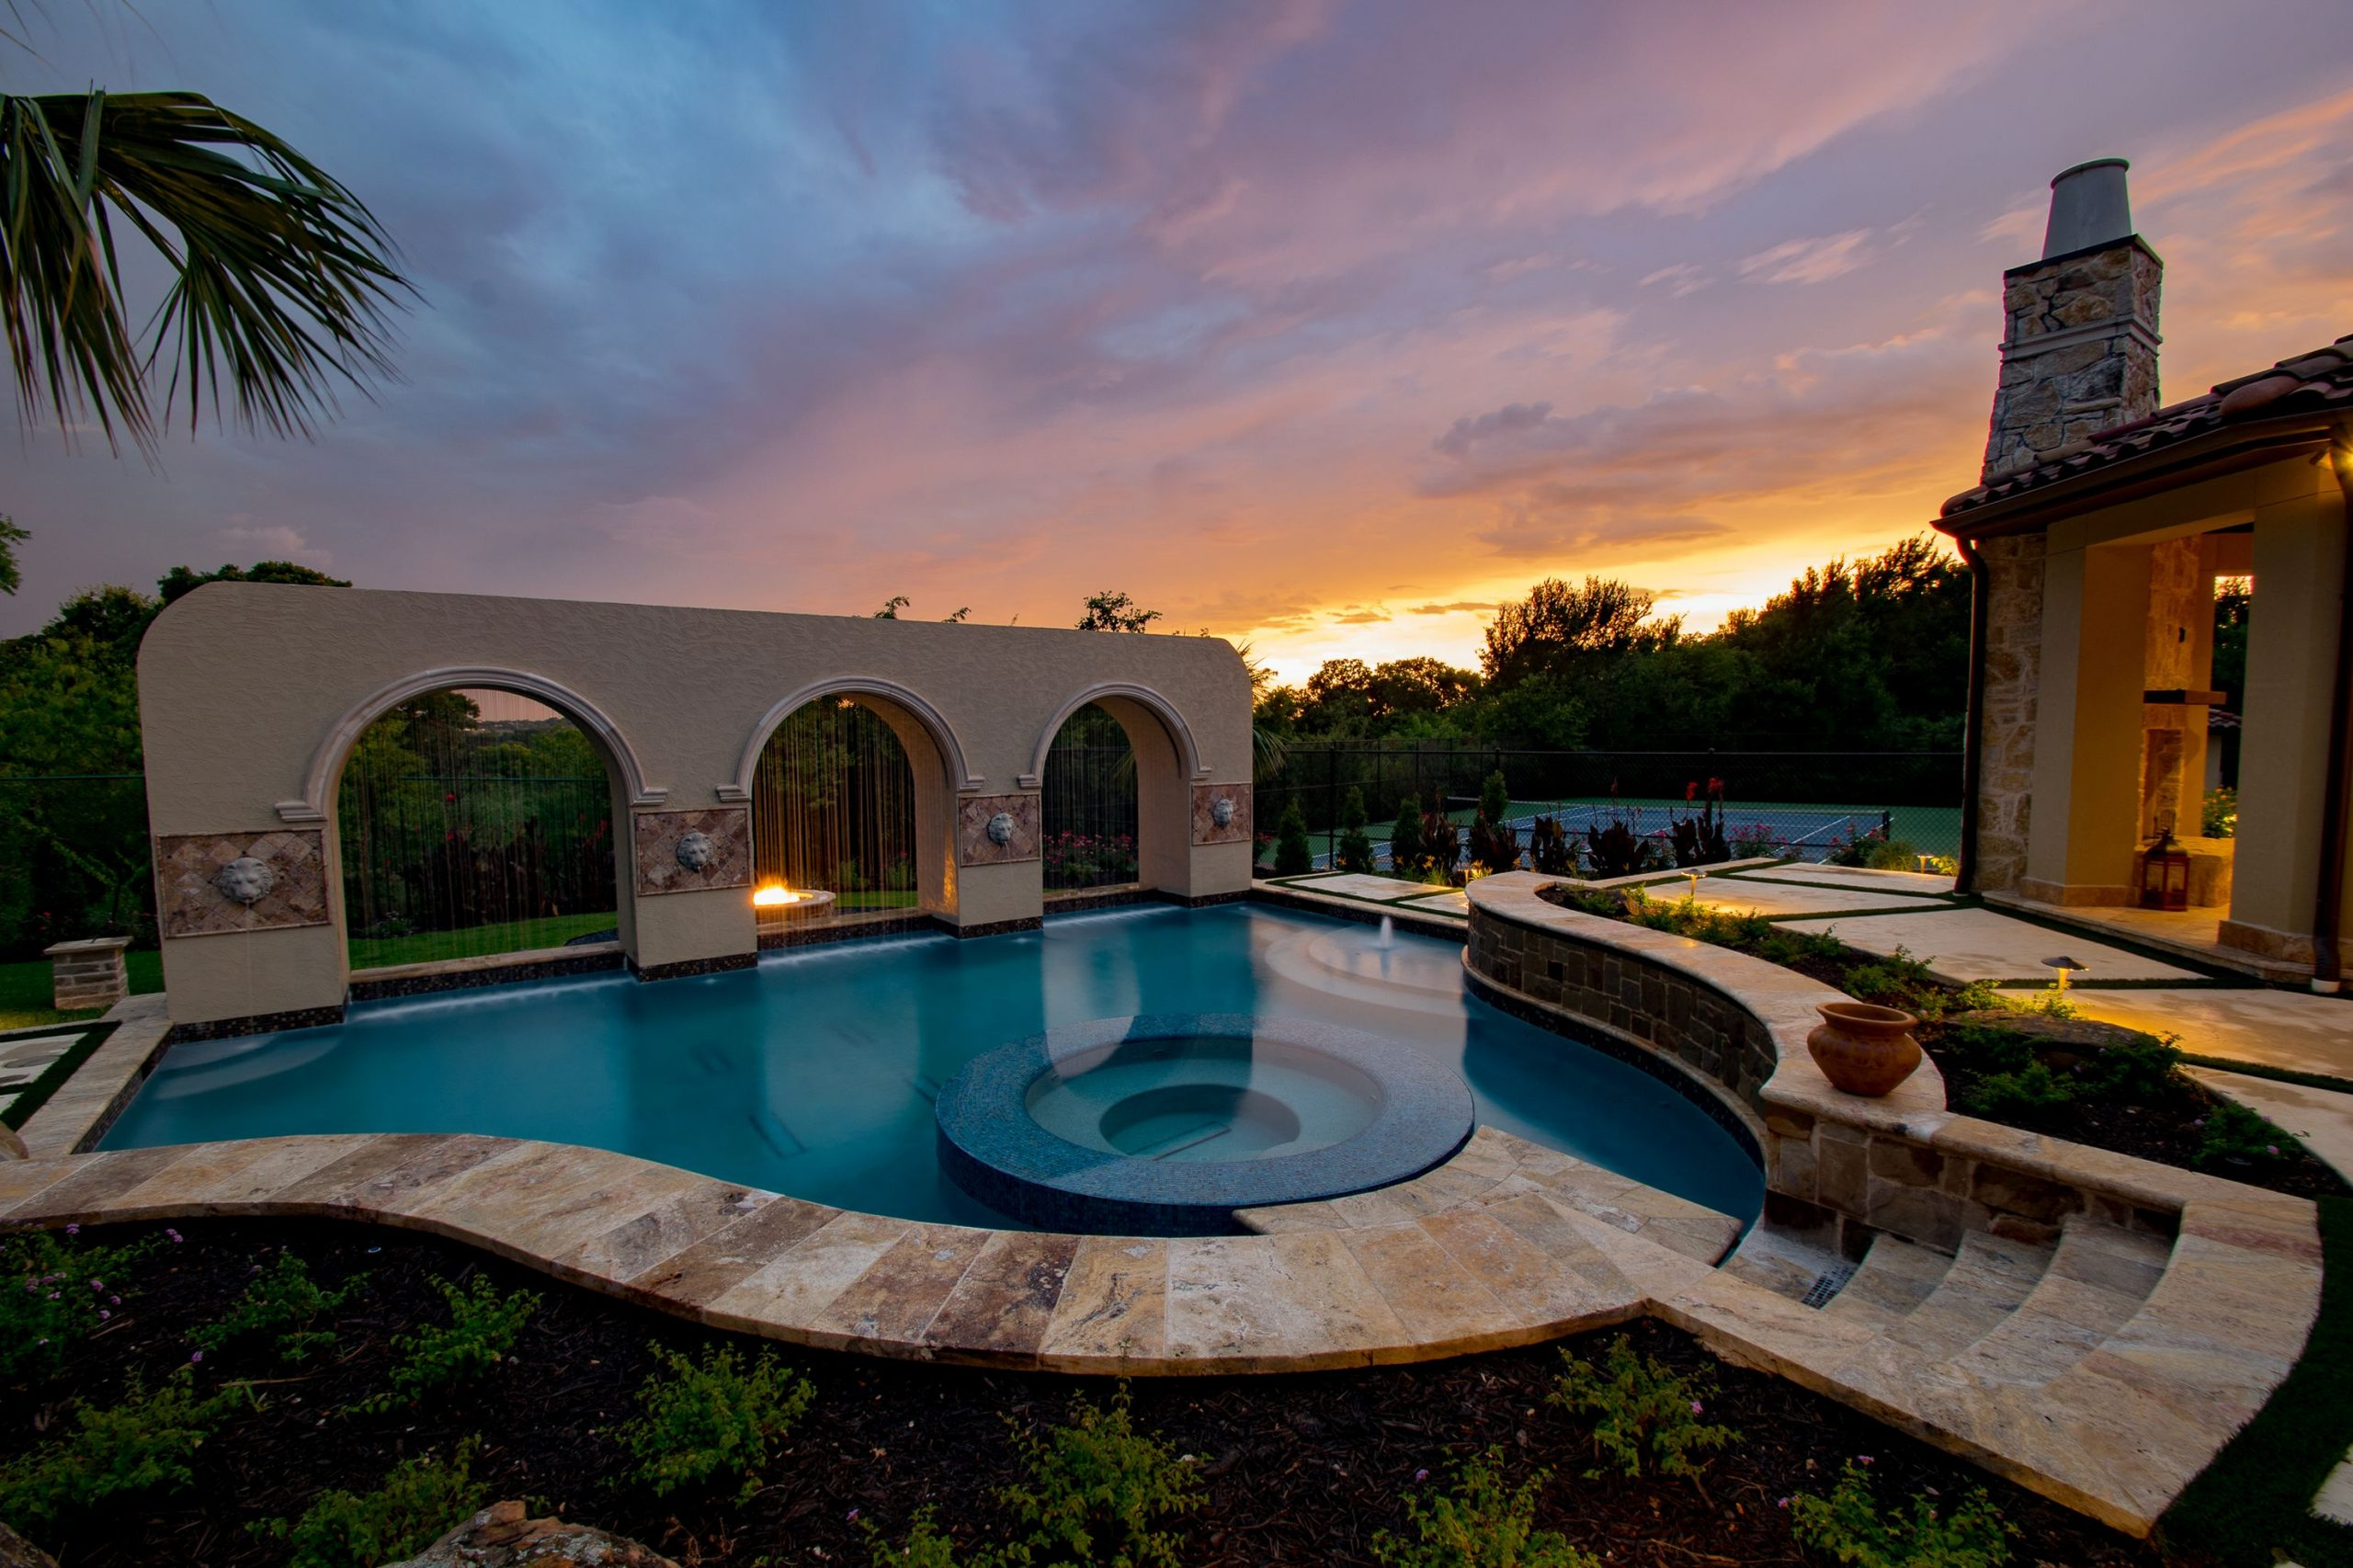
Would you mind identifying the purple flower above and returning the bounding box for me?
[2268,1145,2280,1156]
[1858,1455,1874,1466]
[1777,1498,1789,1509]
[97,1309,109,1320]
[108,1296,119,1306]
[1690,1401,1703,1416]
[189,1350,203,1364]
[63,1224,78,1235]
[165,1229,182,1243]
[1415,1469,1429,1483]
[846,1508,860,1523]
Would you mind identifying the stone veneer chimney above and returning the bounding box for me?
[1982,159,2163,483]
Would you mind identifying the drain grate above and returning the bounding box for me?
[1801,1263,1858,1309]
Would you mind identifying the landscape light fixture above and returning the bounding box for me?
[2041,955,2090,994]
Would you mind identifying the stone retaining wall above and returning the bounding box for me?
[1466,875,2260,1255]
[44,937,131,1012]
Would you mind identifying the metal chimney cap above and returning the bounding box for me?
[2043,158,2134,259]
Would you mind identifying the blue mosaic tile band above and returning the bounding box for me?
[936,1012,1474,1236]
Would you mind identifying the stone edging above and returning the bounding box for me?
[0,1124,1739,1378]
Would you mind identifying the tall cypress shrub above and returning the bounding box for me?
[1274,801,1314,876]
[1335,787,1375,874]
[1388,797,1425,876]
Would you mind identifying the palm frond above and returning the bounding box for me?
[1,88,410,452]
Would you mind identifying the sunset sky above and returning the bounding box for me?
[5,1,2350,682]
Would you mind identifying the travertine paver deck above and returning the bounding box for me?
[1285,873,1450,903]
[1728,863,1958,895]
[0,1124,1736,1374]
[2073,989,2353,1078]
[1680,877,1949,919]
[1779,905,2206,984]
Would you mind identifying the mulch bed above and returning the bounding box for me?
[0,1217,2198,1567]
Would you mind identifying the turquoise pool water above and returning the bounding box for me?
[101,904,1763,1232]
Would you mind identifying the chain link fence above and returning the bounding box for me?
[1251,745,1963,871]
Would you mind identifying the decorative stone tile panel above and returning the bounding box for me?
[156,830,329,938]
[958,792,1039,867]
[1190,783,1252,846]
[632,807,751,896]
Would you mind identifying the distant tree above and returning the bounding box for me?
[1076,590,1161,632]
[1334,787,1375,874]
[1480,577,1679,687]
[1480,769,1509,825]
[0,516,24,596]
[941,606,971,623]
[1272,800,1313,876]
[872,596,910,619]
[158,560,350,605]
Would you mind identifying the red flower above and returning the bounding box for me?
[1684,781,1698,801]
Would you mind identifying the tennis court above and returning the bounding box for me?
[1310,796,1958,871]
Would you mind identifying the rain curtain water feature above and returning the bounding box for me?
[1040,703,1140,892]
[750,698,920,919]
[335,691,620,966]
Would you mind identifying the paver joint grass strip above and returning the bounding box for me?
[2158,1195,2353,1566]
[1,1021,118,1131]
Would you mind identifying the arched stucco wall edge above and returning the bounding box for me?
[718,676,984,803]
[1017,682,1211,790]
[274,665,667,825]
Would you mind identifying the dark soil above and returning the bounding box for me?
[1537,884,2348,1203]
[0,1218,2196,1567]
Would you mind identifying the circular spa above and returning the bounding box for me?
[935,1014,1477,1234]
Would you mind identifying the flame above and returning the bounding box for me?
[752,884,798,907]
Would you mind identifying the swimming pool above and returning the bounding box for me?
[101,904,1763,1232]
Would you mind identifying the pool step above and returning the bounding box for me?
[1928,1217,2172,1393]
[1815,1232,1952,1338]
[1720,1221,1849,1303]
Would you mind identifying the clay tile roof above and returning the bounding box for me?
[1940,332,2353,523]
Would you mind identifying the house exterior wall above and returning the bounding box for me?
[137,583,1255,1028]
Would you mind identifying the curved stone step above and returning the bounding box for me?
[1931,1217,2172,1393]
[1816,1232,1952,1338]
[1832,1231,2053,1405]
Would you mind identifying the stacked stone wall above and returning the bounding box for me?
[1984,242,2162,480]
[1973,534,2046,893]
[44,937,130,1012]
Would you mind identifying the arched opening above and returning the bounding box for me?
[750,696,926,933]
[1041,703,1139,894]
[335,687,623,968]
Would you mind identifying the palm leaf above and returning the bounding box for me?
[1,88,410,452]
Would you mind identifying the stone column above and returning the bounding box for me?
[44,936,132,1013]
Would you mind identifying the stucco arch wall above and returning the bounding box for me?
[137,583,1254,1028]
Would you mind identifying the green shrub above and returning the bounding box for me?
[1863,838,1920,872]
[1,1227,165,1381]
[1335,787,1377,874]
[0,1367,241,1528]
[1479,770,1510,827]
[864,1505,967,1566]
[994,1383,1202,1567]
[1273,800,1314,877]
[1755,927,1847,968]
[356,1275,539,1413]
[1389,799,1426,875]
[2082,1033,2184,1102]
[194,1251,367,1363]
[617,1342,816,1500]
[1959,1061,2079,1120]
[1789,1460,2013,1567]
[1422,799,1460,878]
[1548,1335,1737,1481]
[2194,1099,2302,1170]
[1370,1448,1592,1568]
[261,1440,486,1568]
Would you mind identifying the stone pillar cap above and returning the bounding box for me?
[43,936,134,955]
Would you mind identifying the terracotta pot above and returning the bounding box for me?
[1806,1001,1923,1097]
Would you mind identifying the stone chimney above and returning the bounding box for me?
[1982,158,2163,483]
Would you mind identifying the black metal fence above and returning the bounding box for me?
[1252,745,1964,870]
[1041,707,1140,891]
[0,774,153,961]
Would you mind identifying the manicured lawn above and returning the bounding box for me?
[347,912,620,971]
[0,949,163,1032]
